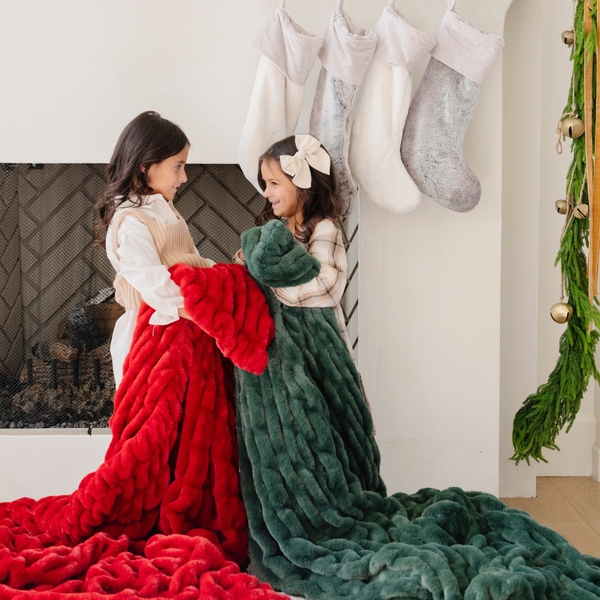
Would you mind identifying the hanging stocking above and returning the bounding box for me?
[309,0,378,217]
[400,0,504,212]
[238,0,322,193]
[348,1,435,213]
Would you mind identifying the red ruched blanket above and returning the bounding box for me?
[0,263,285,599]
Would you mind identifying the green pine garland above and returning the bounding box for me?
[512,0,600,465]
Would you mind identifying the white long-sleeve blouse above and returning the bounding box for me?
[105,193,214,387]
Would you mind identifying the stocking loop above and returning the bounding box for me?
[388,0,395,6]
[337,0,344,9]
[280,0,285,6]
[448,0,456,10]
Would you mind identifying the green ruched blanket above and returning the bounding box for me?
[235,219,600,600]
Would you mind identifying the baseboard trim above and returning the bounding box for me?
[593,445,600,482]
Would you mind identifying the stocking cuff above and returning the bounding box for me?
[430,9,504,84]
[374,6,436,72]
[318,9,379,86]
[253,7,323,85]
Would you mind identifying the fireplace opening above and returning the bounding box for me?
[0,163,359,430]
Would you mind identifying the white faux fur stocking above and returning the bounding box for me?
[309,0,378,217]
[349,1,435,213]
[238,1,322,193]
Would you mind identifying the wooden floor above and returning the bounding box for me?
[501,476,600,557]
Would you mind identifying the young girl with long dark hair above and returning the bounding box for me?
[93,111,213,386]
[82,111,273,564]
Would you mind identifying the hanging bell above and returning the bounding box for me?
[562,30,575,45]
[550,302,574,324]
[555,199,569,214]
[574,203,590,219]
[560,117,585,139]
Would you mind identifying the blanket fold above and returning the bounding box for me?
[0,263,285,600]
[236,225,600,599]
[241,221,321,289]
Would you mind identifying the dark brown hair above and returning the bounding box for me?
[255,136,343,244]
[92,111,190,248]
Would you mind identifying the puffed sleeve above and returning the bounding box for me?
[116,216,184,326]
[273,220,347,308]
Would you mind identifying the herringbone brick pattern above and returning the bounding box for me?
[17,164,112,362]
[341,207,359,361]
[0,166,23,375]
[177,165,265,263]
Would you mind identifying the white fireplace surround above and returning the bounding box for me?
[1,0,598,501]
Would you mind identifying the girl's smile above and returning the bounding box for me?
[261,159,303,232]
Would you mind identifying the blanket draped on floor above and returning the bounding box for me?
[235,219,600,600]
[0,263,288,600]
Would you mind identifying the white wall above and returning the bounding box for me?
[499,0,542,497]
[2,0,271,163]
[360,2,512,498]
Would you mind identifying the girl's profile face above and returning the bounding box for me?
[261,159,301,222]
[145,145,189,201]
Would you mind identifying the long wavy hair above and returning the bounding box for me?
[92,111,189,248]
[255,136,343,244]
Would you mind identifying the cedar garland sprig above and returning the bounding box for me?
[512,0,600,465]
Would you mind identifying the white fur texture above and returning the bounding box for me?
[431,9,504,84]
[310,67,359,217]
[310,8,378,217]
[318,9,378,87]
[349,59,418,213]
[253,7,322,85]
[401,58,482,213]
[238,56,305,193]
[374,5,436,71]
[348,6,434,213]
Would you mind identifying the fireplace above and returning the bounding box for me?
[0,163,359,429]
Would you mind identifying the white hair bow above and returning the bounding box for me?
[280,135,331,189]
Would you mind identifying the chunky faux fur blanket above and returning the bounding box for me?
[236,219,600,600]
[0,263,287,600]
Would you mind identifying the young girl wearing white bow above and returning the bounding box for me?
[235,134,354,358]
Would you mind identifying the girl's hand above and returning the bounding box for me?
[178,306,193,320]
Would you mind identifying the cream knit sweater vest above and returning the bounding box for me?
[111,207,211,311]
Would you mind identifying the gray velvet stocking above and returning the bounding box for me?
[401,57,482,213]
[310,67,358,217]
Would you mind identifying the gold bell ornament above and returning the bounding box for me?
[550,302,574,324]
[560,117,585,139]
[555,199,569,214]
[574,202,590,219]
[562,29,575,45]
